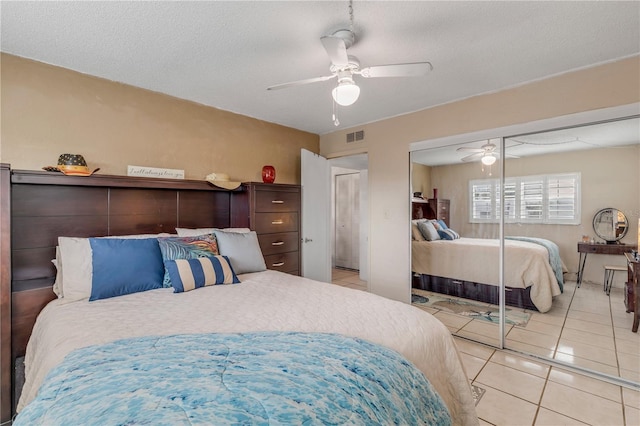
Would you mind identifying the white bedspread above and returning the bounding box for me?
[20,270,479,425]
[412,238,563,312]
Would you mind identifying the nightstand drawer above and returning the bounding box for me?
[258,232,299,256]
[255,190,300,213]
[254,212,298,234]
[264,251,299,273]
[437,205,448,217]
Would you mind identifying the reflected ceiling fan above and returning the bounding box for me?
[457,141,520,166]
[266,0,433,125]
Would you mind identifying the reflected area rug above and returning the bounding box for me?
[411,289,531,327]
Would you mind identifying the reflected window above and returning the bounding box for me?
[469,172,581,224]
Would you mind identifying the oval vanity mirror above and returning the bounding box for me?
[592,208,628,244]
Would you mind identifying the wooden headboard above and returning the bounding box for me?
[1,167,240,421]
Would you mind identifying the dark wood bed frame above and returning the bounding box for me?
[412,273,538,311]
[0,166,240,422]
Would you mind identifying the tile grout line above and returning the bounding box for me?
[608,285,629,426]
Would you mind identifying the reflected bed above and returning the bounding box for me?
[412,237,565,312]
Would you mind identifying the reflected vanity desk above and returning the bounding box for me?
[624,252,639,333]
[576,242,637,287]
[577,208,635,287]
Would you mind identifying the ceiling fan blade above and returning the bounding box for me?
[456,147,484,153]
[359,62,433,78]
[320,35,349,67]
[461,152,483,162]
[267,75,336,91]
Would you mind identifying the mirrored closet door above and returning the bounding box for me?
[410,115,639,386]
[502,117,640,383]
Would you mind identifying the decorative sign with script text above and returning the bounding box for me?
[127,165,185,179]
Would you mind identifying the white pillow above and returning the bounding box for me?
[57,233,172,300]
[176,227,250,237]
[213,230,266,274]
[58,237,93,301]
[51,246,63,298]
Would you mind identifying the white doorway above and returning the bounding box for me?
[301,150,368,284]
[329,154,369,283]
[334,171,360,270]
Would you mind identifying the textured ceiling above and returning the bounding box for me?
[1,1,639,135]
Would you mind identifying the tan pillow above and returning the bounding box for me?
[411,220,427,241]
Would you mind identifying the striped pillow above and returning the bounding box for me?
[157,234,220,288]
[437,228,460,240]
[164,255,240,293]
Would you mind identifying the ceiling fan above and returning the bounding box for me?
[267,29,433,106]
[457,142,520,165]
[266,1,433,122]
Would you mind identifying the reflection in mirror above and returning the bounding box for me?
[410,139,504,347]
[593,207,628,243]
[410,116,639,385]
[502,117,639,383]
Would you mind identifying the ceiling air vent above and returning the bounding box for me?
[346,130,365,143]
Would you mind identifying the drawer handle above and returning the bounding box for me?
[272,262,285,267]
[272,200,284,204]
[271,220,284,225]
[271,241,285,246]
[452,280,463,285]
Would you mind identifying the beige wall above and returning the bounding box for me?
[320,56,640,302]
[411,163,431,197]
[424,144,639,285]
[0,54,319,183]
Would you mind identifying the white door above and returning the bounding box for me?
[301,149,331,282]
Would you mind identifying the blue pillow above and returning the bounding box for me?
[438,229,460,240]
[165,255,240,293]
[437,219,448,230]
[89,238,164,301]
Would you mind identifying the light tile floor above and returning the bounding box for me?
[332,268,640,425]
[419,279,640,384]
[331,267,367,291]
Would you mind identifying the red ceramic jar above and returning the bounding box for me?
[262,165,275,183]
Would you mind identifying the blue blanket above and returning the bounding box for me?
[15,332,451,425]
[506,236,564,292]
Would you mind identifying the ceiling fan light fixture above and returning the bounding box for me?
[481,154,497,166]
[332,79,360,106]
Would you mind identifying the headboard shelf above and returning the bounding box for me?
[11,169,236,192]
[2,166,245,420]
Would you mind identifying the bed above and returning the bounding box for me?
[412,236,565,313]
[4,168,479,426]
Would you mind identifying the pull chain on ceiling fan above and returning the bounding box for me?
[267,0,433,125]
